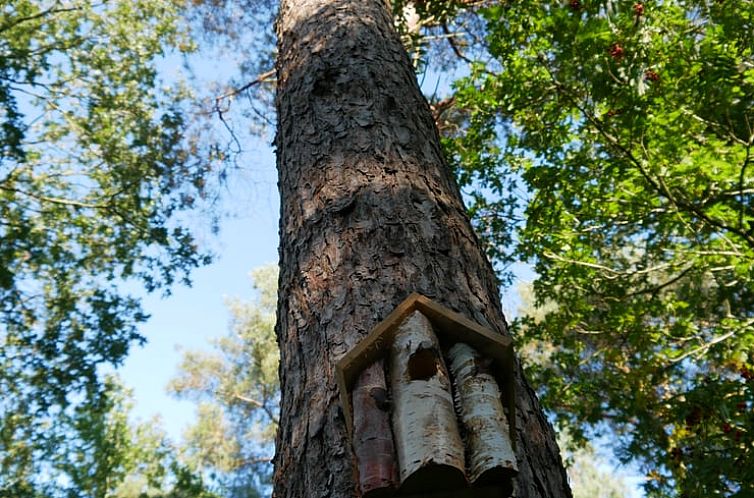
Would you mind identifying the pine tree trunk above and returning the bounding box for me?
[273,0,572,496]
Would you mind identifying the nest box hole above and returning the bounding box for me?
[408,344,438,381]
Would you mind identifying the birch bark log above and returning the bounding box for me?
[273,0,572,496]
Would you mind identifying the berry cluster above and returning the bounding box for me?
[609,43,625,59]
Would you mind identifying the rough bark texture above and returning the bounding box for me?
[273,0,572,497]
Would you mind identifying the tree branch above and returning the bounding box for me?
[543,251,676,279]
[230,392,279,425]
[738,137,752,230]
[442,22,474,66]
[0,185,106,210]
[537,54,754,249]
[214,70,276,104]
[625,264,695,298]
[0,4,83,34]
[668,318,754,365]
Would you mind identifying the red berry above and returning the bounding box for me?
[569,0,581,10]
[610,43,625,59]
[633,3,645,15]
[722,422,733,433]
[737,402,747,412]
[645,69,660,82]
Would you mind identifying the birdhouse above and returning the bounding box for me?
[336,294,517,498]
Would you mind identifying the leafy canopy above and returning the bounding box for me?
[445,1,754,496]
[56,376,219,498]
[1,0,218,493]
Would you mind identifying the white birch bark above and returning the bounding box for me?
[389,310,466,492]
[448,342,518,486]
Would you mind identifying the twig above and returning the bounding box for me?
[543,251,676,279]
[0,4,83,34]
[214,70,275,104]
[212,70,275,154]
[230,392,279,425]
[441,22,497,80]
[625,264,695,298]
[738,138,752,230]
[668,319,754,365]
[0,185,106,209]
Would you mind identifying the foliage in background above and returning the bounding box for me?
[0,0,222,493]
[82,379,221,498]
[560,434,630,498]
[517,284,631,498]
[169,264,279,498]
[513,283,632,498]
[10,0,748,495]
[4,374,218,497]
[183,0,278,140]
[443,1,754,496]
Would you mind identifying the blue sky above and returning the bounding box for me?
[118,136,279,436]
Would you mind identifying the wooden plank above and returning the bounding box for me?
[414,295,512,350]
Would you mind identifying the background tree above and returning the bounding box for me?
[78,379,222,498]
[443,1,754,496]
[7,374,218,498]
[560,433,630,498]
[515,284,631,498]
[0,1,219,493]
[170,264,278,498]
[11,0,734,495]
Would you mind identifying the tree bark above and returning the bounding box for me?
[273,0,572,497]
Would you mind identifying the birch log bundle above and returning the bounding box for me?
[347,304,517,496]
